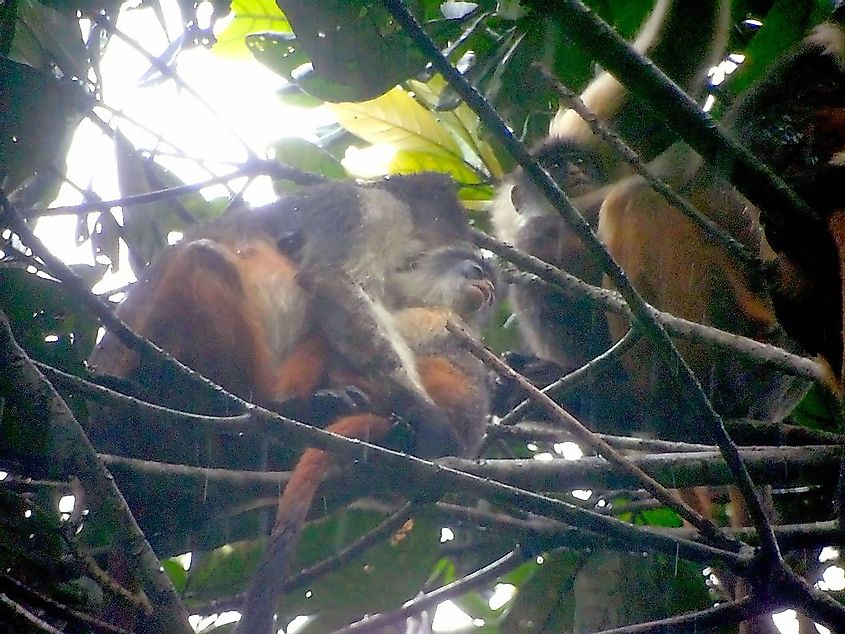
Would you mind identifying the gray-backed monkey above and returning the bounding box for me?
[491,1,811,440]
[88,174,488,633]
[595,23,845,436]
[235,245,497,634]
[89,172,476,460]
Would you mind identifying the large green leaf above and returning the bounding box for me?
[331,87,463,157]
[269,137,347,185]
[0,267,98,374]
[724,0,816,97]
[0,56,85,203]
[214,0,290,58]
[186,508,441,632]
[389,149,483,184]
[11,0,89,78]
[275,0,462,102]
[500,552,580,633]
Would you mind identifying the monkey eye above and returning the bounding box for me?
[459,259,486,280]
[277,231,303,256]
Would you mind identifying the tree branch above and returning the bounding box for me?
[447,319,738,549]
[330,549,527,634]
[0,312,193,633]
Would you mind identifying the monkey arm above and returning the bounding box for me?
[305,271,466,458]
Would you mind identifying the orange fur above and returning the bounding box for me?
[416,356,476,413]
[273,413,391,528]
[270,336,329,400]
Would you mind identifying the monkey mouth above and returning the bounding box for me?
[467,280,496,309]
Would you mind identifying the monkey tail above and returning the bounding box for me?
[549,0,672,143]
[549,0,729,147]
[236,413,392,634]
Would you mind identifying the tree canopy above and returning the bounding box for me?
[1,1,844,633]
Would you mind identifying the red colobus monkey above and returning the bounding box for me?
[90,172,478,458]
[491,1,813,440]
[235,245,497,634]
[87,173,490,632]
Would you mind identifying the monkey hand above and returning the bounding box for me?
[491,352,567,417]
[311,386,370,419]
[391,393,465,458]
[267,386,370,425]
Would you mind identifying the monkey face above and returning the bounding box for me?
[391,246,497,319]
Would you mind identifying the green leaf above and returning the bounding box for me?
[284,510,441,632]
[270,137,347,181]
[500,551,580,633]
[185,508,441,630]
[245,31,307,81]
[275,0,443,102]
[213,0,291,58]
[0,267,99,374]
[163,558,189,594]
[389,149,481,184]
[724,0,815,96]
[790,384,840,432]
[572,552,711,631]
[408,77,481,151]
[0,56,86,200]
[635,507,683,528]
[11,0,89,79]
[331,87,463,159]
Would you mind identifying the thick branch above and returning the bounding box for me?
[440,447,842,492]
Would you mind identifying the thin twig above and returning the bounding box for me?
[486,235,828,386]
[74,545,152,614]
[0,593,64,634]
[491,422,717,453]
[589,594,776,634]
[32,160,324,218]
[499,328,640,426]
[39,362,253,433]
[330,549,527,634]
[93,15,255,159]
[193,503,417,616]
[0,573,133,634]
[447,319,737,549]
[99,454,291,486]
